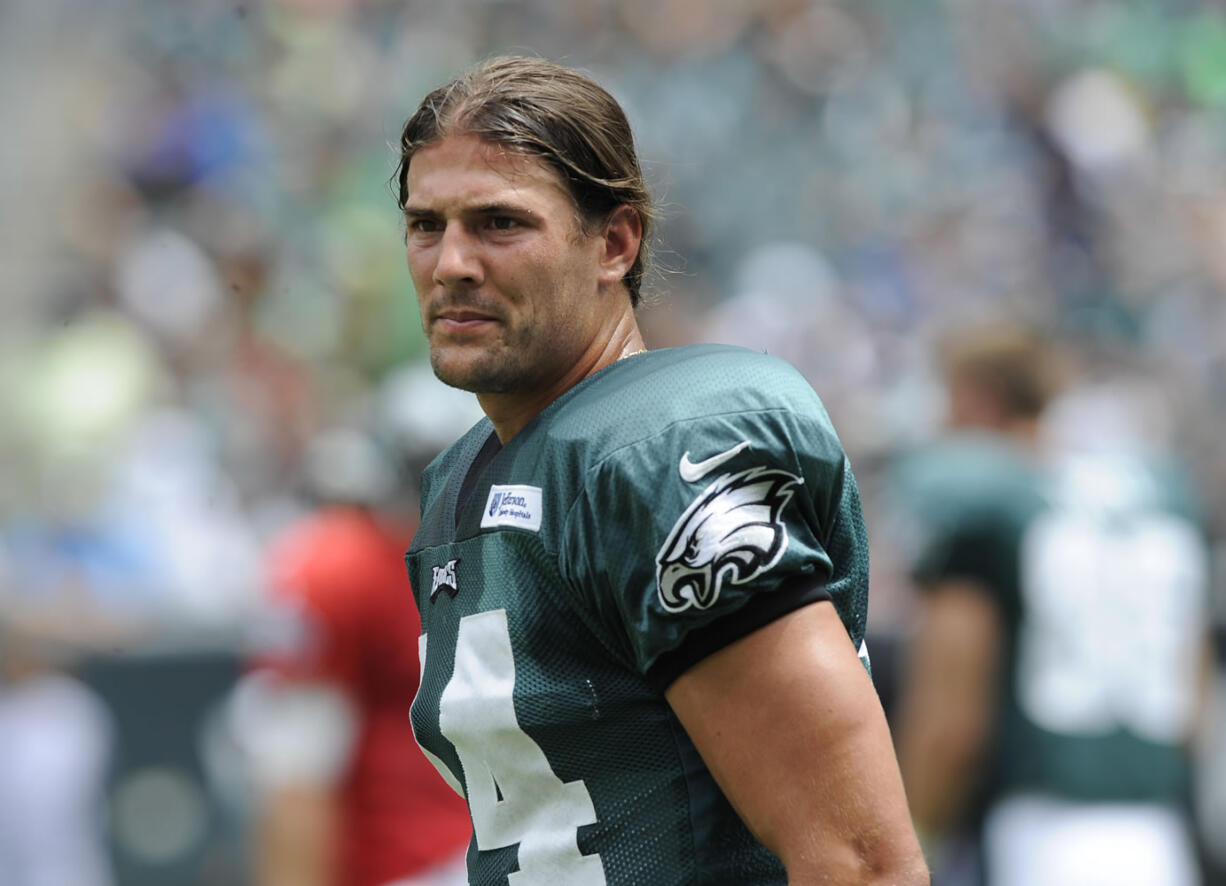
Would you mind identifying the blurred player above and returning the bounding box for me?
[231,429,471,886]
[394,56,926,884]
[0,614,116,886]
[893,327,1211,886]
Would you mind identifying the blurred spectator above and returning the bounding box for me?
[229,427,471,886]
[891,326,1212,886]
[0,617,116,886]
[5,0,1225,639]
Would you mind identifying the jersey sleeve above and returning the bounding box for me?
[557,400,868,689]
[906,499,1001,589]
[888,442,1035,612]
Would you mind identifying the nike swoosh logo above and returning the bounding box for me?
[679,441,751,483]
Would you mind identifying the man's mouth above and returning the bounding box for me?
[434,308,499,332]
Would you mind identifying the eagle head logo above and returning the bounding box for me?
[656,466,802,612]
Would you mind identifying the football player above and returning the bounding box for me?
[232,430,472,886]
[893,328,1211,886]
[393,56,927,885]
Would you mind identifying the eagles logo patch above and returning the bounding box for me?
[430,558,460,602]
[656,466,802,612]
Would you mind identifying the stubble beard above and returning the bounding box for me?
[428,331,537,395]
[430,351,517,394]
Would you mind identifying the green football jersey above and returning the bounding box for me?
[406,344,870,886]
[892,435,1209,807]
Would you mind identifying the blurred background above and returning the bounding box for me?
[1,0,1224,884]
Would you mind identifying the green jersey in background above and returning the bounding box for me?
[892,434,1209,810]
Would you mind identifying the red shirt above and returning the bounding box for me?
[259,506,470,886]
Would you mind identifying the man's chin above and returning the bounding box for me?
[429,353,517,395]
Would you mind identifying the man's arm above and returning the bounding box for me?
[894,580,1000,844]
[256,782,339,886]
[227,674,358,886]
[664,600,928,885]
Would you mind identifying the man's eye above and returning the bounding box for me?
[488,216,519,231]
[408,218,440,234]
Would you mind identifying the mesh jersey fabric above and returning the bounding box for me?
[889,435,1207,807]
[257,506,472,886]
[406,344,870,885]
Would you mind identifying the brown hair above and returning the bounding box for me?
[939,325,1059,420]
[394,56,656,307]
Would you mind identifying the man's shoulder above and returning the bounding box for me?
[604,343,814,400]
[267,507,402,588]
[542,344,832,452]
[892,434,1043,523]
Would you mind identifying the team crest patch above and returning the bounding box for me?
[656,466,802,613]
[430,558,460,602]
[480,484,543,532]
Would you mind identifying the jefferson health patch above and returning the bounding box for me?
[481,484,543,532]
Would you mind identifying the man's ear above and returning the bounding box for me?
[597,205,643,287]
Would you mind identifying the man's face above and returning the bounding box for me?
[403,133,609,395]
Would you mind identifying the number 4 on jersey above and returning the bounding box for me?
[420,610,607,885]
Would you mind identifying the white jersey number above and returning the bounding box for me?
[1017,508,1206,743]
[420,610,606,885]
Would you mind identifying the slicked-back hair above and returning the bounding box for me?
[395,56,655,307]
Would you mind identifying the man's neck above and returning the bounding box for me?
[480,314,645,443]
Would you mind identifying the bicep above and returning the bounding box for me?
[665,600,925,884]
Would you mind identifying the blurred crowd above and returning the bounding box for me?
[2,0,1225,883]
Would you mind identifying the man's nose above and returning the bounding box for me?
[433,224,483,288]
